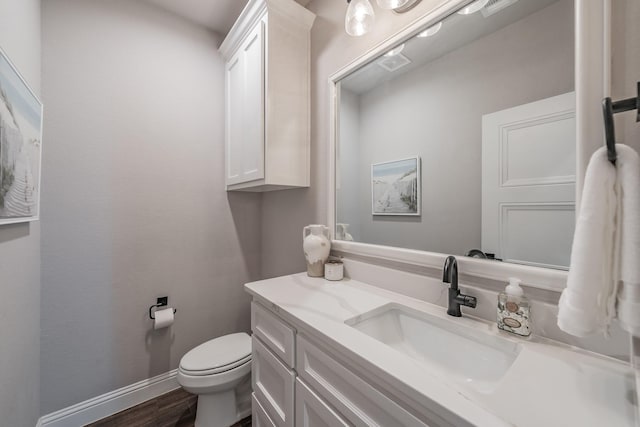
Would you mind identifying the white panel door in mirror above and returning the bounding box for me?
[500,203,574,269]
[482,92,575,269]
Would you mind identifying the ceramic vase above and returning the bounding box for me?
[303,225,330,277]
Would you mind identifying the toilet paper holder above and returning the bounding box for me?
[149,296,177,320]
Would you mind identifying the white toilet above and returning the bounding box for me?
[177,332,252,427]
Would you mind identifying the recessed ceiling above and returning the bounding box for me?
[143,0,311,36]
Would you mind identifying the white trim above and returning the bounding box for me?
[328,0,610,293]
[219,0,314,60]
[332,240,567,292]
[38,369,179,427]
[219,0,267,59]
[575,0,611,209]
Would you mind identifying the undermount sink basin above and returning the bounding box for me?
[345,303,521,393]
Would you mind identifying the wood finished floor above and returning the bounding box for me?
[84,388,251,427]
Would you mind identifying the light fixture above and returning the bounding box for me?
[345,0,422,37]
[417,21,442,38]
[457,0,490,15]
[384,43,405,57]
[345,0,375,37]
[376,0,410,10]
[392,0,422,14]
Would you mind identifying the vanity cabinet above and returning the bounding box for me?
[251,302,295,367]
[295,379,350,427]
[250,302,296,427]
[252,394,276,427]
[219,0,315,192]
[249,301,433,427]
[252,336,295,427]
[296,336,426,427]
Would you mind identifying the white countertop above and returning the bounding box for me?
[245,273,638,427]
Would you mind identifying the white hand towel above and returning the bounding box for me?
[557,146,617,337]
[613,145,640,335]
[558,144,640,337]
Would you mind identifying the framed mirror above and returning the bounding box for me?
[329,0,610,290]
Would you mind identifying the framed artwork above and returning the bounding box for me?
[0,46,42,225]
[372,156,420,216]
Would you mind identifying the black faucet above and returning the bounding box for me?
[442,256,477,317]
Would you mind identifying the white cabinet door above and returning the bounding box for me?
[252,393,276,427]
[226,51,243,184]
[251,302,296,368]
[296,379,351,427]
[253,336,295,427]
[297,336,428,427]
[482,92,576,269]
[226,21,265,186]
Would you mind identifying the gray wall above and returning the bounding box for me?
[41,0,261,414]
[341,0,573,255]
[0,0,41,425]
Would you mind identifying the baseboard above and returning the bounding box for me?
[38,369,179,427]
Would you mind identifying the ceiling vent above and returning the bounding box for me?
[376,54,411,72]
[481,0,520,17]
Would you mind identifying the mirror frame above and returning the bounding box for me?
[328,0,612,292]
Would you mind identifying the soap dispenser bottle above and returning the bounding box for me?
[497,277,531,337]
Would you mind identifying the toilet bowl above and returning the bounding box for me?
[177,332,252,427]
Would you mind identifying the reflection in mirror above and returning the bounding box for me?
[336,0,575,270]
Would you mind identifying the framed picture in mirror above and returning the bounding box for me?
[371,156,421,216]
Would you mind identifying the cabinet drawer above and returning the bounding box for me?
[251,301,295,368]
[296,378,351,427]
[297,336,427,427]
[252,393,276,427]
[252,336,295,427]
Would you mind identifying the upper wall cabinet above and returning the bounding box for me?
[220,0,315,192]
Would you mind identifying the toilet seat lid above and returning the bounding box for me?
[180,332,251,375]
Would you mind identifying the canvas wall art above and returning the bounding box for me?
[0,46,42,225]
[372,156,420,216]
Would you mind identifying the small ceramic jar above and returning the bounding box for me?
[324,260,344,281]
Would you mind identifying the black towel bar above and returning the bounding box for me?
[602,81,640,164]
